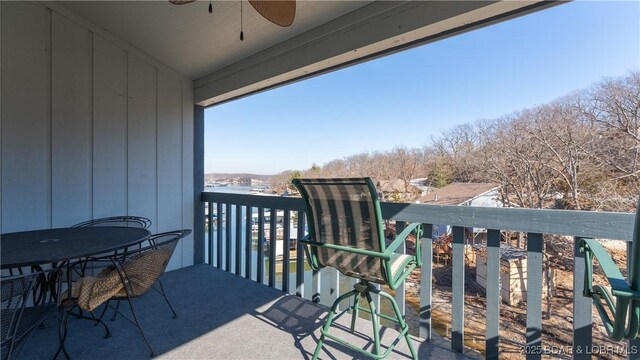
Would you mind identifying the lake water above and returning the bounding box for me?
[204,185,255,194]
[204,185,316,296]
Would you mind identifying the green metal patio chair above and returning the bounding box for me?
[292,177,423,360]
[581,200,640,341]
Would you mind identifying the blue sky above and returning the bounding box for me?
[204,0,640,175]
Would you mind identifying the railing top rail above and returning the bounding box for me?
[201,191,306,211]
[382,202,634,241]
[201,192,635,241]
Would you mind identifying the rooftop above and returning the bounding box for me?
[419,183,500,206]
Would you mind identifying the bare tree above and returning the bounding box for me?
[525,101,597,209]
[275,72,639,211]
[429,124,482,184]
[477,116,556,208]
[584,73,640,180]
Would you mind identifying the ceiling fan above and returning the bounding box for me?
[169,0,296,27]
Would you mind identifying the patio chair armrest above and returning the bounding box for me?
[298,236,322,270]
[383,223,423,261]
[299,237,392,260]
[581,238,636,298]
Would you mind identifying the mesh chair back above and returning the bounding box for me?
[1,273,37,347]
[72,216,152,230]
[1,270,57,356]
[115,230,191,298]
[293,178,387,284]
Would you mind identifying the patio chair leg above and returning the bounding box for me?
[54,309,71,360]
[157,279,177,318]
[68,306,111,338]
[312,290,356,360]
[96,300,110,322]
[379,291,417,360]
[350,291,361,333]
[110,300,121,321]
[364,292,381,357]
[124,296,156,357]
[6,334,17,360]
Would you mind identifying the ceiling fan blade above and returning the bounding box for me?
[248,0,296,27]
[169,0,196,4]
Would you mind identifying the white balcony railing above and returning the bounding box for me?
[201,191,636,359]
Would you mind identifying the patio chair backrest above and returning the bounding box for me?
[115,230,191,298]
[293,178,388,284]
[72,216,152,230]
[1,273,37,348]
[1,269,58,358]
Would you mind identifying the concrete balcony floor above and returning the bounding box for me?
[21,265,476,359]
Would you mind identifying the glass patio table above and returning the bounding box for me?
[1,227,151,269]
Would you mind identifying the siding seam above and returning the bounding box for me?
[155,66,159,235]
[125,51,129,216]
[181,80,185,267]
[89,31,94,220]
[46,7,53,229]
[0,1,3,232]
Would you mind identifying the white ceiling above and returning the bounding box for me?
[59,1,372,81]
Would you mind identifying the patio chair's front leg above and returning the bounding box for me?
[157,279,177,318]
[365,291,381,357]
[350,291,361,333]
[110,300,121,321]
[54,308,71,360]
[379,290,417,360]
[67,305,112,338]
[312,290,357,360]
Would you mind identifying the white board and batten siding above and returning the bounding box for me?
[0,2,195,270]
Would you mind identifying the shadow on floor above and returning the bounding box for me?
[20,264,476,359]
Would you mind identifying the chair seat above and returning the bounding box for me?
[65,266,123,312]
[390,253,414,280]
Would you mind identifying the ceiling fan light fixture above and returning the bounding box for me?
[168,0,196,5]
[168,0,296,42]
[248,0,295,27]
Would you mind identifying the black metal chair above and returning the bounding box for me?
[61,230,191,357]
[70,216,152,282]
[292,178,422,360]
[1,269,61,360]
[72,216,152,230]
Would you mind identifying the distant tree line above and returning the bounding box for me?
[271,72,640,211]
